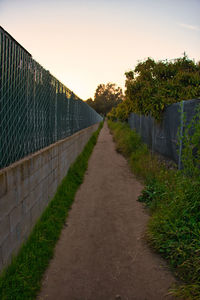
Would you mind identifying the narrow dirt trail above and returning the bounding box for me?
[38,122,177,300]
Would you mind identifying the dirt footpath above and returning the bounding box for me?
[38,122,177,300]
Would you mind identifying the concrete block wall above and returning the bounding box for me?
[0,123,99,272]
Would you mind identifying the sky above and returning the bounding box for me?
[0,0,199,100]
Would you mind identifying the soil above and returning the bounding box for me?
[38,122,177,300]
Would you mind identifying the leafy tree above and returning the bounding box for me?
[85,98,95,109]
[122,54,200,120]
[86,83,123,115]
[107,99,132,121]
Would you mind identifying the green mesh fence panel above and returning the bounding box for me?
[0,26,102,169]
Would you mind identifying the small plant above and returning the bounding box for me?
[138,178,167,210]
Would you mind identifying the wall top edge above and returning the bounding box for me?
[0,123,99,175]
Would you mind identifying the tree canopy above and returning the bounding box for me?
[86,83,123,115]
[108,55,200,121]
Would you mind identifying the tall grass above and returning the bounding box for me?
[0,122,103,300]
[108,120,200,300]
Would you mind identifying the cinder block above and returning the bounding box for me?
[17,211,31,241]
[33,155,41,173]
[47,184,54,201]
[0,172,7,198]
[0,216,10,245]
[64,147,70,159]
[49,159,53,173]
[15,185,22,206]
[40,152,45,168]
[20,160,31,182]
[22,197,30,215]
[64,153,71,168]
[40,194,48,210]
[52,173,58,192]
[64,139,73,151]
[64,139,73,150]
[41,150,50,167]
[62,141,67,152]
[22,186,40,214]
[58,143,62,155]
[51,145,58,158]
[9,204,22,232]
[44,149,51,165]
[40,165,46,181]
[0,190,16,221]
[60,154,64,166]
[41,176,48,193]
[48,171,54,188]
[20,178,30,200]
[6,165,21,191]
[30,187,42,209]
[30,200,41,226]
[53,167,58,180]
[42,164,51,179]
[52,156,58,171]
[51,180,58,196]
[61,166,66,177]
[29,170,41,191]
[65,147,71,157]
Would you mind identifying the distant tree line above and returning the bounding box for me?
[86,83,123,116]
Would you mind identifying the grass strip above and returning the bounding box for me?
[0,122,103,300]
[108,120,200,300]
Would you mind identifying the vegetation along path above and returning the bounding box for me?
[38,122,177,300]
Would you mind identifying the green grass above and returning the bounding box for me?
[108,120,200,300]
[0,122,103,300]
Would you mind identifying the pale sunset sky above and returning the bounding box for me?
[0,0,199,100]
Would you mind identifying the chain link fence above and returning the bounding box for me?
[128,98,200,167]
[0,26,102,169]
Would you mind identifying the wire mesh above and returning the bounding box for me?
[0,26,102,169]
[128,98,200,165]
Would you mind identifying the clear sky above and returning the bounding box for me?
[0,0,199,100]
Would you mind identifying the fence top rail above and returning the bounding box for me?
[165,98,200,109]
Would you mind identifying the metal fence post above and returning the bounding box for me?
[178,100,185,170]
[152,117,154,154]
